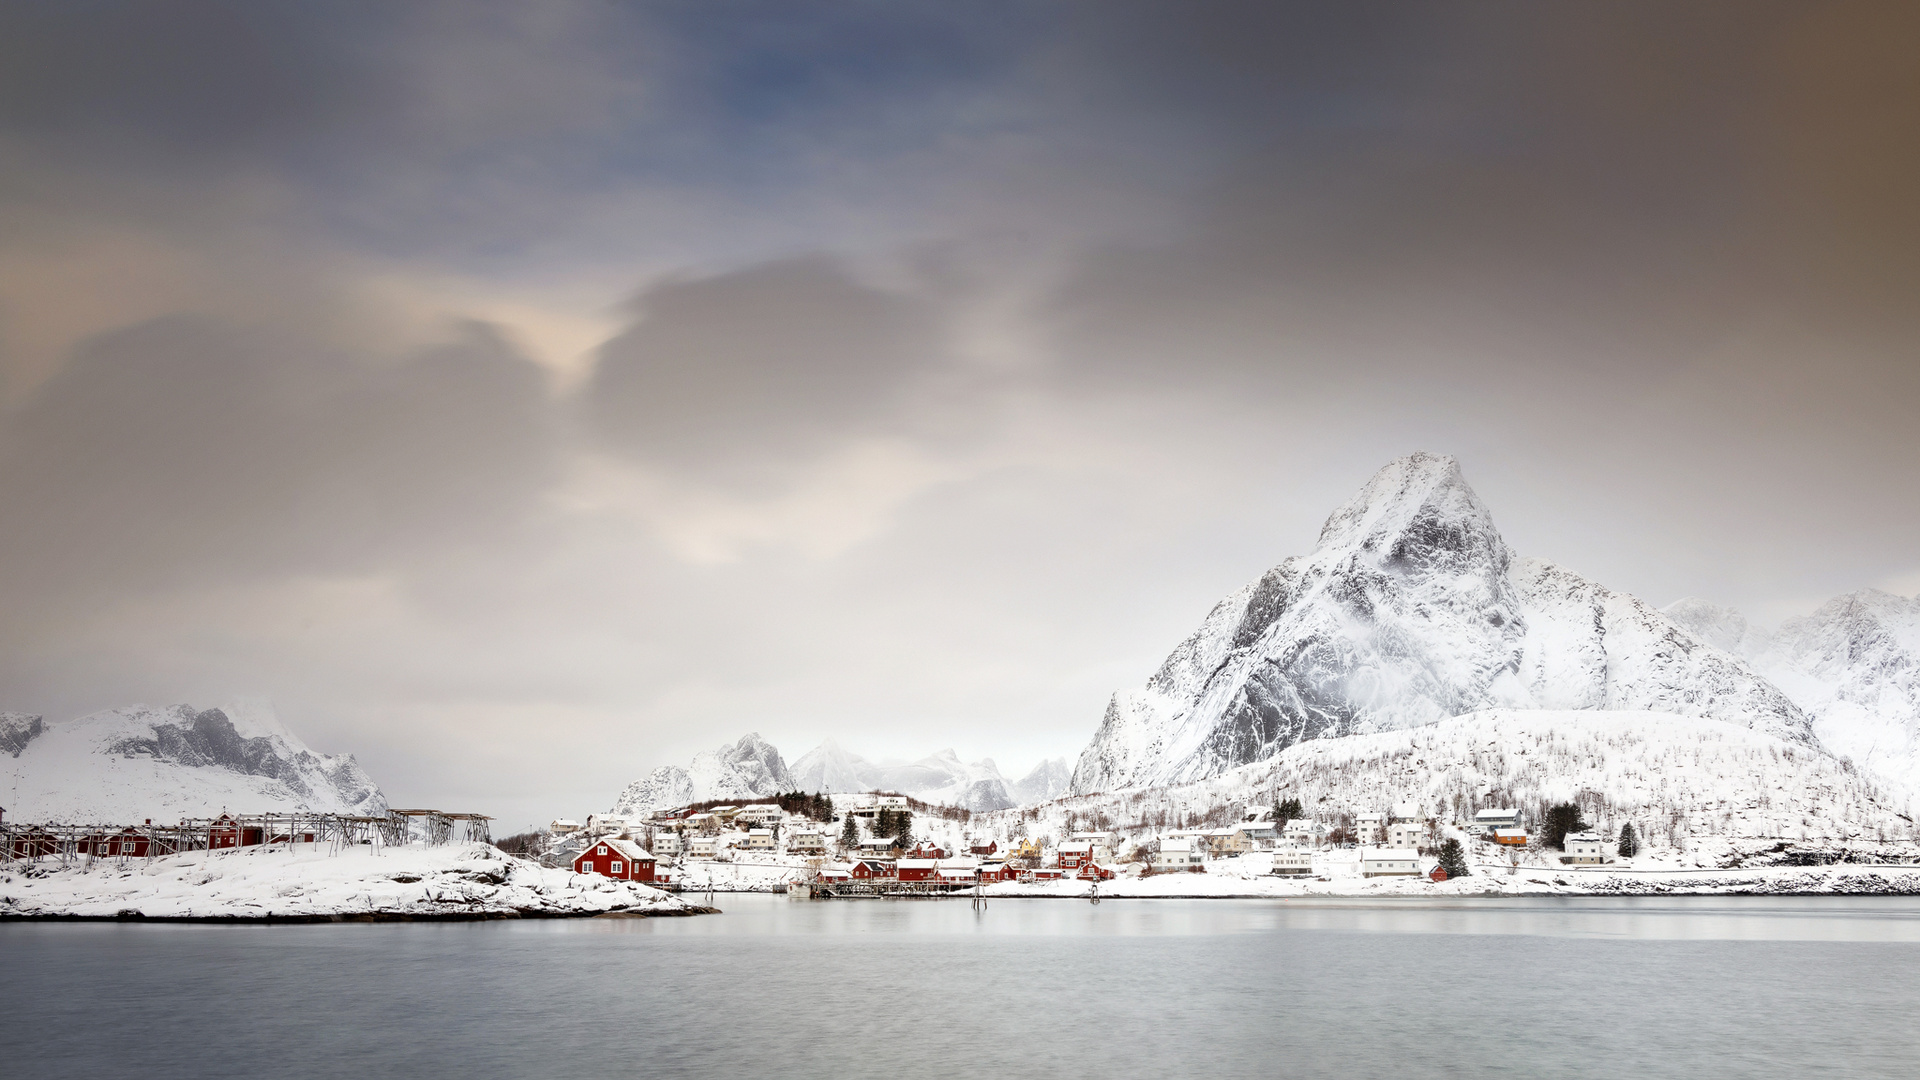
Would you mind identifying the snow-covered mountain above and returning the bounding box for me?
[0,703,386,822]
[791,741,1018,811]
[1011,757,1073,804]
[610,733,794,815]
[1666,590,1920,790]
[616,735,1025,813]
[1071,452,1813,795]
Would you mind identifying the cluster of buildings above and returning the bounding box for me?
[551,797,1605,889]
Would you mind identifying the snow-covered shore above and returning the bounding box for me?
[0,843,709,921]
[980,864,1920,900]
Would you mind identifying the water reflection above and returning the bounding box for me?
[611,893,1920,942]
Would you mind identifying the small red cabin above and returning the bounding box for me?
[851,859,894,880]
[906,844,948,860]
[970,841,998,857]
[896,859,939,883]
[209,815,264,850]
[1077,862,1116,881]
[574,838,657,882]
[1428,866,1449,882]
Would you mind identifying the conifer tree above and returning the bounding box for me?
[1278,797,1303,825]
[1438,837,1469,879]
[840,810,858,849]
[894,811,914,848]
[1544,803,1587,849]
[1617,822,1640,859]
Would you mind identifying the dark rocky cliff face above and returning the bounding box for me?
[1,713,44,757]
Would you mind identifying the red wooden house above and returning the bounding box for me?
[1077,862,1116,881]
[1057,840,1093,869]
[906,843,948,860]
[10,827,56,860]
[969,841,998,857]
[573,838,658,882]
[851,859,894,880]
[208,814,264,850]
[896,858,939,883]
[1428,866,1449,882]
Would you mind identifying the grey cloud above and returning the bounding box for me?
[0,316,555,609]
[584,257,949,477]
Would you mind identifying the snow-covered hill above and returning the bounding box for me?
[610,733,794,815]
[0,703,386,823]
[995,710,1916,864]
[1071,453,1812,795]
[1666,590,1920,791]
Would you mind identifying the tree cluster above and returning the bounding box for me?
[1543,802,1588,849]
[1272,796,1303,826]
[873,807,914,847]
[1437,837,1469,879]
[771,791,836,822]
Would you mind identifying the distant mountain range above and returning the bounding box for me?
[1664,590,1920,790]
[0,703,386,822]
[1068,451,1918,798]
[609,733,1072,815]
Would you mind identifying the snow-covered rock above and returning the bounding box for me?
[0,704,385,823]
[1666,589,1920,791]
[610,732,795,815]
[1071,453,1812,794]
[0,842,699,920]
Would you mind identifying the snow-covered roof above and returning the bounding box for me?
[579,838,654,862]
[1474,808,1520,820]
[1359,848,1419,860]
[1058,840,1093,853]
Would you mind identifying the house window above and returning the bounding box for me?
[611,861,623,874]
[598,845,608,855]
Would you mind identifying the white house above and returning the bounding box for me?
[789,830,827,855]
[1386,820,1426,850]
[741,829,776,852]
[1271,848,1313,876]
[688,836,720,858]
[1562,831,1610,865]
[651,832,684,856]
[1069,832,1118,861]
[1153,837,1205,872]
[1474,808,1521,833]
[1283,820,1325,847]
[1354,812,1387,844]
[735,804,782,826]
[1359,848,1422,877]
[549,819,583,836]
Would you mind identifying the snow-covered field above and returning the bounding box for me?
[0,842,703,921]
[975,710,1920,862]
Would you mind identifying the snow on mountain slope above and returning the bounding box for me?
[619,735,1023,812]
[610,732,795,814]
[1071,452,1812,795]
[1001,710,1915,860]
[1666,590,1920,791]
[869,750,1015,812]
[789,738,880,793]
[1012,757,1073,804]
[0,704,386,823]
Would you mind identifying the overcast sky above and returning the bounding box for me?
[2,2,1916,829]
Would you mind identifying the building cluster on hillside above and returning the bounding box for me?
[550,794,1621,889]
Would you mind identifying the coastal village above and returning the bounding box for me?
[537,792,1626,894]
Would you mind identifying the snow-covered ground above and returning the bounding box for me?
[0,842,702,920]
[974,710,1920,863]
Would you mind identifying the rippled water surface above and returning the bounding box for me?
[5,895,1920,1079]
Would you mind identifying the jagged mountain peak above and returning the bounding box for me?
[1314,452,1505,573]
[1071,453,1812,795]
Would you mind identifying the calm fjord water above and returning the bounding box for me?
[5,896,1919,1079]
